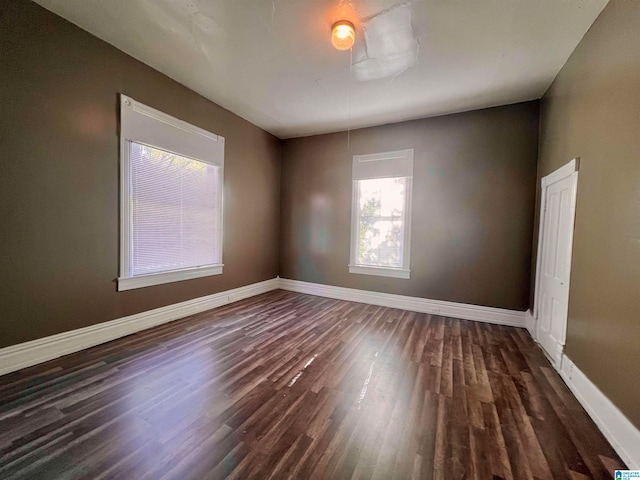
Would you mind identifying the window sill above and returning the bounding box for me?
[118,264,223,291]
[348,265,410,279]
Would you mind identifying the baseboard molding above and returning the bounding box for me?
[278,278,528,328]
[559,355,640,470]
[524,309,536,338]
[0,278,279,377]
[0,278,531,378]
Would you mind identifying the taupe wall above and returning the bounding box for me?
[280,103,539,311]
[537,0,640,428]
[0,2,281,348]
[8,2,637,436]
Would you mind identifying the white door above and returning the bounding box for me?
[535,160,579,366]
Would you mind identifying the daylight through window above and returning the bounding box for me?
[350,149,413,279]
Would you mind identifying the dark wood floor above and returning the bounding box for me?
[0,290,625,479]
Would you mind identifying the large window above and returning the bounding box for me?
[118,96,224,291]
[349,149,413,279]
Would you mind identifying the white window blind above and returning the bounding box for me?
[130,142,221,276]
[118,95,225,291]
[350,149,413,279]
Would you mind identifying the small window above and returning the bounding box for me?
[118,96,224,291]
[349,149,413,279]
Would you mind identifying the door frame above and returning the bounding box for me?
[533,158,580,354]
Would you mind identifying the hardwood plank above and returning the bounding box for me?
[0,290,626,479]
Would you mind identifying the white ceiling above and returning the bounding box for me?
[35,0,608,139]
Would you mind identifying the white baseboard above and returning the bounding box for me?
[559,355,640,470]
[278,278,529,328]
[525,309,536,338]
[0,278,279,377]
[0,278,530,379]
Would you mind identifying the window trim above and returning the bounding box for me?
[348,264,411,279]
[118,265,224,292]
[118,95,225,291]
[349,149,413,279]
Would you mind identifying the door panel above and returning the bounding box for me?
[536,171,577,365]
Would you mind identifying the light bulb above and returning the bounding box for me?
[331,20,355,50]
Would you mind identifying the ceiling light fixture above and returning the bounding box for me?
[331,20,355,50]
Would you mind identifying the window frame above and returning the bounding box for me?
[349,149,414,279]
[118,95,225,291]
